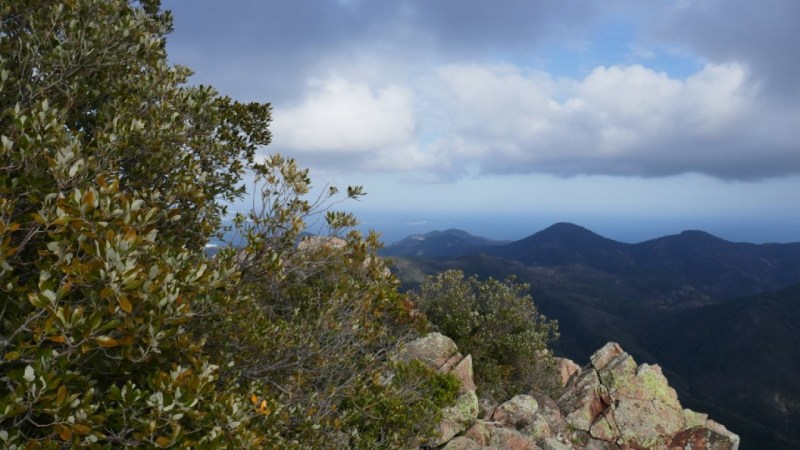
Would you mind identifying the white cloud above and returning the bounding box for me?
[272,78,415,154]
[265,61,800,180]
[429,61,787,178]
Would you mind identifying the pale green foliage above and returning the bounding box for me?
[413,270,561,400]
[198,157,454,448]
[0,1,454,448]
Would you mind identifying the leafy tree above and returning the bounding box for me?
[0,0,270,447]
[0,1,455,448]
[198,157,454,448]
[412,270,561,401]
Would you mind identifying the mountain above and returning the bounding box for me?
[380,228,509,258]
[628,230,800,302]
[479,223,800,307]
[482,222,634,269]
[385,222,800,449]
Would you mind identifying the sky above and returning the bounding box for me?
[161,0,800,244]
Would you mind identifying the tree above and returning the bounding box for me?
[412,270,561,401]
[197,157,456,448]
[0,0,272,447]
[0,1,455,448]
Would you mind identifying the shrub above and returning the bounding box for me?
[412,270,561,400]
[0,1,450,448]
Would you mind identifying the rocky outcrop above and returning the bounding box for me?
[556,342,739,450]
[401,334,740,450]
[400,333,480,446]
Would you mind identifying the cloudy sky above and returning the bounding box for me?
[161,0,800,243]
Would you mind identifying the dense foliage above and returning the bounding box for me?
[0,1,455,448]
[412,270,561,401]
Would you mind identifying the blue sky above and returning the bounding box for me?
[162,0,800,243]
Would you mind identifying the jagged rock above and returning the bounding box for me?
[553,342,740,449]
[683,409,709,429]
[464,420,493,446]
[668,421,741,450]
[402,332,459,369]
[442,436,482,450]
[426,339,739,450]
[433,390,480,446]
[557,367,606,431]
[554,357,581,388]
[441,352,466,373]
[613,364,685,447]
[595,352,637,393]
[588,410,619,442]
[532,393,568,437]
[589,342,624,371]
[522,414,551,440]
[616,363,681,408]
[452,354,477,395]
[489,427,541,450]
[493,395,539,429]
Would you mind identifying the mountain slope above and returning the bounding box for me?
[483,222,634,269]
[640,283,800,449]
[380,228,509,258]
[480,223,800,306]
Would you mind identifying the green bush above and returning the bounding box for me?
[412,270,561,401]
[197,156,456,448]
[0,1,451,448]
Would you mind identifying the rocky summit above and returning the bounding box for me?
[402,333,740,450]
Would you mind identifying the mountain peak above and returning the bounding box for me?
[541,222,595,234]
[678,229,721,239]
[526,222,611,243]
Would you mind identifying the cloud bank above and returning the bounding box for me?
[165,0,800,181]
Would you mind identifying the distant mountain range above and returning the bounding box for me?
[384,223,800,449]
[381,228,509,258]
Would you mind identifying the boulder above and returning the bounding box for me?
[433,390,480,446]
[442,436,482,450]
[595,352,636,393]
[489,427,541,450]
[493,395,539,429]
[451,354,477,395]
[532,393,568,437]
[589,342,624,371]
[522,414,552,440]
[555,343,739,450]
[554,357,581,388]
[401,332,459,369]
[588,410,619,442]
[422,339,740,450]
[464,420,493,446]
[612,364,684,447]
[557,368,606,431]
[668,422,740,450]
